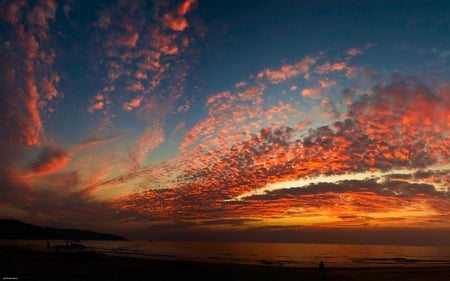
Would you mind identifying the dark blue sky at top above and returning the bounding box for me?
[41,1,450,91]
[0,0,446,149]
[195,0,450,83]
[0,0,447,165]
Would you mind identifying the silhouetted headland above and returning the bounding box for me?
[0,219,127,241]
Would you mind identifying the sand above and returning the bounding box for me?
[1,246,449,281]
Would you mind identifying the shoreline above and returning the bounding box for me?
[2,246,450,281]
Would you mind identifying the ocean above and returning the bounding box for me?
[2,240,450,268]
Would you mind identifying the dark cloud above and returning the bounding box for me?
[0,167,32,204]
[200,218,262,226]
[245,180,443,201]
[29,146,69,176]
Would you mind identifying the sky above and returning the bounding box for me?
[0,0,449,244]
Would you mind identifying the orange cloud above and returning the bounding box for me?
[126,82,144,92]
[0,0,60,147]
[163,0,196,32]
[90,0,201,133]
[301,87,322,98]
[122,96,144,111]
[257,56,316,84]
[163,14,189,32]
[160,45,179,55]
[347,47,362,56]
[119,24,139,48]
[88,101,105,113]
[88,93,111,113]
[316,61,348,74]
[235,81,247,88]
[180,86,265,152]
[107,76,450,224]
[135,71,147,80]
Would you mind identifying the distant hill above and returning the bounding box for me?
[0,219,127,241]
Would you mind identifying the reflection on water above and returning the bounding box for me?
[2,240,450,267]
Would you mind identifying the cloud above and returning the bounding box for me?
[72,132,126,153]
[26,0,57,30]
[179,86,266,152]
[315,61,349,74]
[88,93,111,113]
[122,96,144,111]
[301,88,321,98]
[0,0,61,147]
[30,146,69,176]
[95,11,111,29]
[245,179,442,201]
[200,218,262,226]
[347,47,362,56]
[126,82,144,92]
[235,81,247,88]
[129,124,165,170]
[257,56,316,84]
[88,101,104,112]
[35,171,79,192]
[118,23,139,48]
[0,0,26,24]
[88,0,202,133]
[162,0,196,32]
[108,75,450,225]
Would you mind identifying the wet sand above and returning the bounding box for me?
[1,246,449,281]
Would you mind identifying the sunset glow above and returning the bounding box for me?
[0,0,449,243]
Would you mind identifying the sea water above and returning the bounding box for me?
[3,240,450,267]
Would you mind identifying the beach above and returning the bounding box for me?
[1,246,449,281]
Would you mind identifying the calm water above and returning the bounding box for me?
[3,240,450,267]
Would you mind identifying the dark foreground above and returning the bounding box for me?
[1,246,449,281]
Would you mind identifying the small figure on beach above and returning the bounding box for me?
[319,261,325,272]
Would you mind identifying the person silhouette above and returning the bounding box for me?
[319,261,325,272]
